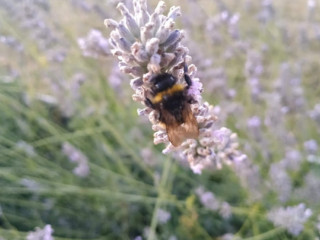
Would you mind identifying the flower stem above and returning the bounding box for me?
[147,157,172,240]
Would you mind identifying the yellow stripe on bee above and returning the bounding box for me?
[152,84,185,104]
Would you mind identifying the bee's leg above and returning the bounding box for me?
[187,95,197,104]
[144,98,155,109]
[184,63,192,89]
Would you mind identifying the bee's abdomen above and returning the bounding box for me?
[162,93,186,123]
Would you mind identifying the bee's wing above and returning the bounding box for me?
[163,104,199,147]
[181,104,199,139]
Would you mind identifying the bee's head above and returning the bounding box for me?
[150,73,177,93]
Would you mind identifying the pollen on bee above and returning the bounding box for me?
[151,84,185,104]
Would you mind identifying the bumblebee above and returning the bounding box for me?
[145,65,199,147]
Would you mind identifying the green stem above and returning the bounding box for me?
[147,157,172,240]
[242,227,284,240]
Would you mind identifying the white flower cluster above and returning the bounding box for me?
[309,103,320,127]
[105,0,245,173]
[78,29,111,58]
[267,203,312,236]
[268,161,292,203]
[26,225,54,240]
[221,233,242,240]
[62,142,90,177]
[156,208,171,224]
[195,186,232,219]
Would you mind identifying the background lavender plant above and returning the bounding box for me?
[0,0,320,239]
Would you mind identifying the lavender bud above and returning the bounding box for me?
[161,29,180,47]
[117,3,140,38]
[117,37,131,52]
[148,111,159,124]
[130,77,143,89]
[137,8,150,27]
[147,54,161,72]
[167,6,181,20]
[111,49,122,56]
[132,92,145,102]
[150,12,161,32]
[141,23,155,43]
[132,66,144,76]
[145,38,159,55]
[137,107,152,116]
[109,37,117,48]
[116,2,130,15]
[156,19,175,43]
[159,52,174,67]
[131,42,149,62]
[117,22,135,43]
[104,18,118,29]
[110,30,121,43]
[155,1,166,15]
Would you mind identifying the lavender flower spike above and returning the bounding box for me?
[78,29,111,59]
[27,224,54,240]
[267,203,312,236]
[105,0,245,173]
